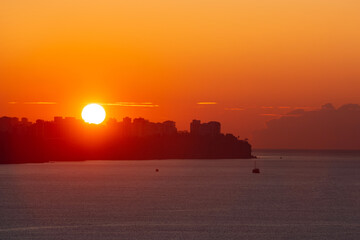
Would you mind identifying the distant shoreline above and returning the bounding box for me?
[0,156,256,165]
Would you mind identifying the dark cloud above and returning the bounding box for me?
[286,109,305,116]
[253,103,360,149]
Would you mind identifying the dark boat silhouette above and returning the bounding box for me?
[252,160,260,173]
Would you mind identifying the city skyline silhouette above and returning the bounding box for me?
[0,115,252,164]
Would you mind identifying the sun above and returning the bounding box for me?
[82,104,106,124]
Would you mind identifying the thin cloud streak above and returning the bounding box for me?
[197,102,217,105]
[294,106,318,110]
[225,108,245,111]
[9,102,57,105]
[24,102,57,105]
[102,102,159,107]
[260,113,282,117]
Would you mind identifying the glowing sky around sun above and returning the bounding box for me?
[1,0,360,138]
[82,104,106,124]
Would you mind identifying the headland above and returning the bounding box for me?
[0,116,253,164]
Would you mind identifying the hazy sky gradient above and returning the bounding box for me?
[1,0,360,140]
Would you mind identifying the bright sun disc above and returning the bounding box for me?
[82,104,106,124]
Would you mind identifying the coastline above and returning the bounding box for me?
[0,155,257,165]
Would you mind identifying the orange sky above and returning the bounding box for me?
[1,0,360,141]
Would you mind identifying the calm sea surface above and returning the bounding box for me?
[0,150,359,240]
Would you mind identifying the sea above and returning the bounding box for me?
[0,150,359,240]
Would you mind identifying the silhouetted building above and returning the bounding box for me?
[190,120,201,135]
[162,121,177,135]
[190,120,221,136]
[21,117,29,124]
[0,117,12,132]
[54,116,63,123]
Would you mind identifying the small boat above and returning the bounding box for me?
[252,160,260,174]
